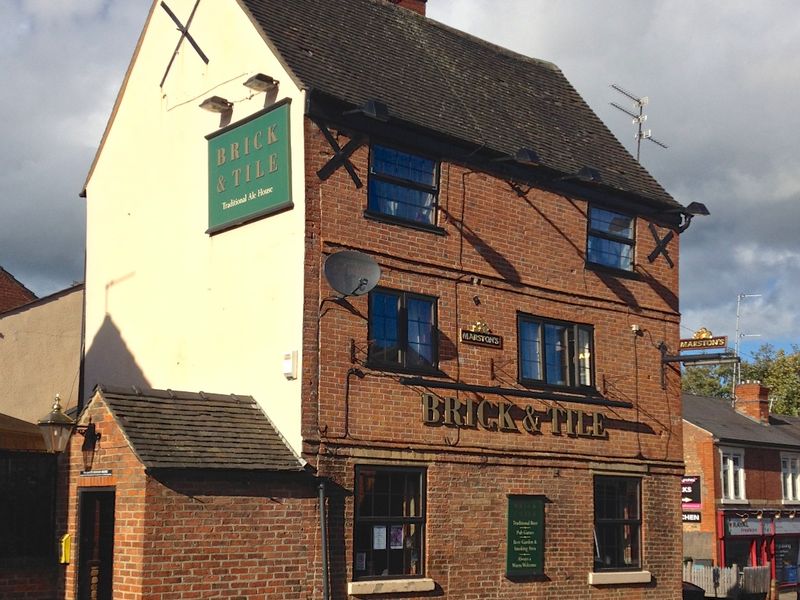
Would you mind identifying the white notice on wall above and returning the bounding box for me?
[373,526,387,550]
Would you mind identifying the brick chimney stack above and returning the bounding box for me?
[389,0,427,15]
[735,381,771,424]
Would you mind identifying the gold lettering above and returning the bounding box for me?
[269,153,278,173]
[230,142,240,161]
[593,413,607,439]
[232,168,241,187]
[216,148,226,166]
[255,160,265,179]
[576,410,590,437]
[244,136,250,156]
[443,397,462,426]
[253,131,263,150]
[551,408,567,435]
[216,175,225,193]
[565,409,576,436]
[477,400,495,430]
[245,163,251,183]
[498,402,517,432]
[464,397,476,427]
[422,394,441,424]
[267,124,278,144]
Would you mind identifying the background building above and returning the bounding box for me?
[683,382,800,590]
[67,0,699,597]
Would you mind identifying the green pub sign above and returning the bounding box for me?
[206,100,292,233]
[506,495,544,577]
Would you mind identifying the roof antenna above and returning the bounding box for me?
[610,84,668,162]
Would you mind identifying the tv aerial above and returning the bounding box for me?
[323,251,381,297]
[610,84,668,162]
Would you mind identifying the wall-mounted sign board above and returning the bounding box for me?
[206,99,292,234]
[506,495,544,577]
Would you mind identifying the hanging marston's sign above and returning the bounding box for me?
[461,329,503,348]
[206,100,292,234]
[422,393,608,438]
[679,337,727,351]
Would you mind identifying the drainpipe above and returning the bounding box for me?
[319,481,329,600]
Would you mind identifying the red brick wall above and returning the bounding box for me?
[302,120,684,597]
[0,267,36,312]
[60,394,321,600]
[0,561,59,600]
[140,473,320,599]
[743,446,783,503]
[682,420,719,563]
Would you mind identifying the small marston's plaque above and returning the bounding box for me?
[507,495,544,577]
[461,329,503,348]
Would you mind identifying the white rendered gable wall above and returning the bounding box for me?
[83,0,307,452]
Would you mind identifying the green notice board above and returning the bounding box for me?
[206,99,292,234]
[506,495,544,577]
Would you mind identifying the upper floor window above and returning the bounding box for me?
[368,145,439,227]
[594,476,641,571]
[587,207,634,271]
[721,447,746,501]
[518,314,594,389]
[354,466,426,580]
[368,288,437,372]
[783,454,800,502]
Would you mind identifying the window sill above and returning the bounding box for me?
[719,498,749,505]
[588,571,651,585]
[363,210,446,236]
[585,262,641,281]
[365,362,447,378]
[782,500,800,505]
[348,578,436,595]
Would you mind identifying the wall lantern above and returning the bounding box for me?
[37,395,101,467]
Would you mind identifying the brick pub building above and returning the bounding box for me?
[48,0,702,598]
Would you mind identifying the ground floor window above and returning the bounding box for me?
[593,475,641,571]
[354,466,425,579]
[724,538,753,568]
[776,538,800,586]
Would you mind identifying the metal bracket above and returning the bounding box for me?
[314,120,365,188]
[160,1,209,88]
[659,341,740,389]
[647,223,675,267]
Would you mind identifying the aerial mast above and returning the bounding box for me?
[610,84,668,162]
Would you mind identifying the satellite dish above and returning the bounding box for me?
[324,251,381,297]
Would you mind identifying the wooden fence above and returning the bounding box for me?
[683,562,771,598]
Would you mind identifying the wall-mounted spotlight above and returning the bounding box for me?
[199,96,233,113]
[677,202,710,233]
[243,73,279,93]
[492,147,541,167]
[559,166,602,184]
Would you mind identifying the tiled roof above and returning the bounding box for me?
[683,393,800,448]
[241,0,680,210]
[98,385,307,471]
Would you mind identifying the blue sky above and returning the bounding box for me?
[2,0,799,361]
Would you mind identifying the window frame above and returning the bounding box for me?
[366,144,440,229]
[586,206,636,272]
[367,288,439,374]
[593,475,642,572]
[782,453,800,503]
[353,465,427,581]
[720,447,747,502]
[516,313,595,391]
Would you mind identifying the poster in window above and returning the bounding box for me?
[373,526,387,550]
[390,525,404,549]
[356,552,366,571]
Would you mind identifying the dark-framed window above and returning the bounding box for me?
[594,476,641,571]
[354,466,426,580]
[517,314,594,389]
[587,207,635,271]
[367,144,439,227]
[368,289,437,372]
[0,451,55,560]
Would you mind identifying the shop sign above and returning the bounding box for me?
[421,393,608,438]
[682,512,702,523]
[461,329,503,348]
[206,100,292,234]
[506,495,544,577]
[775,519,800,535]
[682,476,702,510]
[725,516,763,537]
[680,336,727,351]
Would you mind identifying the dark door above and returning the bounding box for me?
[77,490,115,600]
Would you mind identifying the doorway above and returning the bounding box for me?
[77,489,115,600]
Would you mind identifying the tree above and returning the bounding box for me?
[682,364,733,398]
